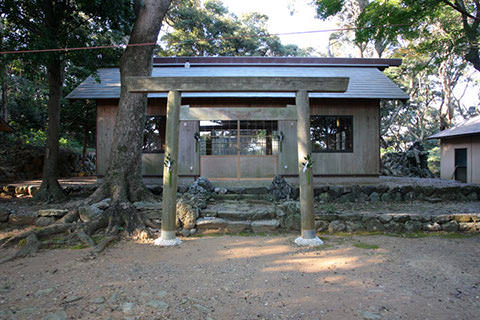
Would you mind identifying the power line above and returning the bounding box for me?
[0,23,410,55]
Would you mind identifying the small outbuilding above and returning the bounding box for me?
[428,115,480,184]
[67,56,408,182]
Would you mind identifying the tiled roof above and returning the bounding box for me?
[428,115,480,139]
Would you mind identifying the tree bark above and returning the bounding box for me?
[35,57,67,201]
[91,0,172,211]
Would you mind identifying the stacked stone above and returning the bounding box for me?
[315,213,480,233]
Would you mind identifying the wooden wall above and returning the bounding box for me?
[96,98,380,178]
[440,135,480,184]
[309,99,380,176]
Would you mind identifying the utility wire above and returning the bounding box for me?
[0,23,411,55]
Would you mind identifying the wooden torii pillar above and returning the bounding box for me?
[126,76,349,246]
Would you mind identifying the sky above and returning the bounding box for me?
[220,0,335,53]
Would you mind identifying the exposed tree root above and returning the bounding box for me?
[0,233,40,264]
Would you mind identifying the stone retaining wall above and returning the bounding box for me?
[315,213,480,233]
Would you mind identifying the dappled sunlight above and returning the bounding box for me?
[261,253,363,273]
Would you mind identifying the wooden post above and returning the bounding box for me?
[156,90,182,246]
[295,90,322,246]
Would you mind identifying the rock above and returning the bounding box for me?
[43,311,67,320]
[362,311,382,320]
[64,296,83,303]
[36,216,55,227]
[381,142,434,178]
[365,218,384,232]
[90,297,105,304]
[78,205,103,222]
[147,300,169,310]
[441,221,459,232]
[251,219,280,233]
[425,197,442,203]
[214,187,228,194]
[423,222,441,232]
[315,220,329,232]
[133,201,162,220]
[433,215,452,224]
[467,192,478,201]
[92,198,111,210]
[38,209,68,217]
[35,288,54,297]
[176,198,198,229]
[188,177,214,194]
[404,221,423,233]
[404,191,415,201]
[196,217,228,231]
[453,214,472,223]
[392,214,410,223]
[328,220,346,233]
[317,192,330,203]
[378,215,392,224]
[193,303,210,313]
[225,221,250,233]
[380,192,392,202]
[122,302,136,314]
[459,222,477,232]
[384,221,403,233]
[269,175,295,201]
[345,221,364,232]
[0,207,10,222]
[156,290,168,297]
[369,192,380,203]
[283,214,301,231]
[278,201,300,216]
[8,211,37,225]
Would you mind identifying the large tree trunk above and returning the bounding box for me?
[90,0,172,233]
[35,57,67,201]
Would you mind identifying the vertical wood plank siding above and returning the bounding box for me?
[440,135,480,184]
[96,98,380,177]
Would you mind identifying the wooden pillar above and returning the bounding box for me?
[159,90,181,243]
[296,90,316,239]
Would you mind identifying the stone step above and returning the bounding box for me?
[196,217,280,234]
[212,193,272,201]
[201,202,277,221]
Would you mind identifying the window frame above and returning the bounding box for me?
[142,115,166,154]
[310,115,354,153]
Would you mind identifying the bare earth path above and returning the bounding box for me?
[1,234,479,320]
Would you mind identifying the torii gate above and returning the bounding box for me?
[126,76,349,246]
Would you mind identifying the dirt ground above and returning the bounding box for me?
[1,233,479,320]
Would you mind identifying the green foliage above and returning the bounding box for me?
[353,242,379,249]
[427,146,440,176]
[315,0,345,19]
[161,0,313,56]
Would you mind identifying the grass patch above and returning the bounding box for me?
[353,242,379,250]
[438,233,479,239]
[70,243,89,250]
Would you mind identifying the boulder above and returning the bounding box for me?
[225,221,250,233]
[345,221,364,232]
[441,220,459,232]
[315,220,329,232]
[384,221,404,233]
[381,142,434,178]
[38,209,68,218]
[423,222,441,232]
[92,198,111,210]
[8,211,37,225]
[0,207,11,222]
[404,220,423,233]
[328,220,346,233]
[176,198,198,229]
[36,216,55,227]
[364,218,384,232]
[188,177,214,194]
[251,219,280,233]
[283,214,301,231]
[459,222,477,232]
[269,175,295,201]
[78,205,103,222]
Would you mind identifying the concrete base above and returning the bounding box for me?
[294,236,324,247]
[153,237,182,246]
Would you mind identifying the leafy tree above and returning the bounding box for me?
[0,0,135,200]
[89,0,173,237]
[160,0,313,56]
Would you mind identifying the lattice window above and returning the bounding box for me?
[310,116,353,152]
